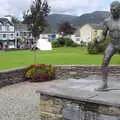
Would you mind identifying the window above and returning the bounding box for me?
[4,26,9,31]
[20,32,23,36]
[24,32,27,36]
[10,34,13,38]
[76,38,80,41]
[0,26,2,31]
[16,33,19,36]
[7,26,9,31]
[3,34,6,38]
[0,34,2,39]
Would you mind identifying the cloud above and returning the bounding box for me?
[0,0,32,19]
[0,0,113,19]
[48,0,102,15]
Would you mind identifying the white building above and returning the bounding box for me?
[73,24,103,45]
[0,17,15,48]
[14,23,32,48]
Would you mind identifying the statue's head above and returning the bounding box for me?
[110,1,120,19]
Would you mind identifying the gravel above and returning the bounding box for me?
[0,81,54,120]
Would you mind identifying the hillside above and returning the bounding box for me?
[46,14,77,25]
[72,11,110,26]
[46,11,110,32]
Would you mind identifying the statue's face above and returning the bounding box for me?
[110,1,120,19]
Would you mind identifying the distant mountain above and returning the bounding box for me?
[46,14,78,32]
[46,14,78,25]
[72,11,110,26]
[46,11,110,32]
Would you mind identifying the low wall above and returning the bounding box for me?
[55,65,120,79]
[40,94,120,120]
[0,67,29,88]
[0,65,120,88]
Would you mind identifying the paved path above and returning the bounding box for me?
[0,81,61,120]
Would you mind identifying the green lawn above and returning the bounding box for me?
[0,47,120,70]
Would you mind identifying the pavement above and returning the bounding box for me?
[0,75,120,119]
[0,81,54,120]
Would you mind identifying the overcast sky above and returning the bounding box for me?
[0,0,119,19]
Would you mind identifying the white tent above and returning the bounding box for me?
[36,37,52,51]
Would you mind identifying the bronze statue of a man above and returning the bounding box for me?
[96,1,120,91]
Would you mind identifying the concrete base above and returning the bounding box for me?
[39,78,120,106]
[38,76,120,120]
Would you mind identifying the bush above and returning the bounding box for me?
[57,37,66,47]
[52,40,58,48]
[87,42,99,54]
[65,37,73,47]
[56,37,77,47]
[53,37,79,47]
[87,36,110,54]
[71,42,79,47]
[97,37,110,53]
[25,64,55,82]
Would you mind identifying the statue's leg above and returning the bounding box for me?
[96,43,117,91]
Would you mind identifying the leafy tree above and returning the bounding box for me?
[11,16,21,24]
[4,15,21,24]
[23,0,50,40]
[59,22,76,36]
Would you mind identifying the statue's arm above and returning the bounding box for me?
[97,21,108,43]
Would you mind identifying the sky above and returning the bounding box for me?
[0,0,119,19]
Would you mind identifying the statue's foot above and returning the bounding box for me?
[95,85,109,92]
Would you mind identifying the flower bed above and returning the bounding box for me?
[25,64,55,82]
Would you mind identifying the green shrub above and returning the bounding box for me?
[65,37,73,47]
[52,40,58,48]
[87,42,99,54]
[71,43,79,47]
[97,37,110,53]
[54,37,79,47]
[87,36,110,54]
[57,37,66,46]
[56,37,74,47]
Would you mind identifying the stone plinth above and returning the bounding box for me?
[38,79,120,120]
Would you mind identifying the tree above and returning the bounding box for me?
[23,0,50,40]
[4,15,21,24]
[11,16,21,24]
[59,22,76,36]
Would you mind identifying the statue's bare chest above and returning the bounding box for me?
[108,19,120,31]
[107,19,120,39]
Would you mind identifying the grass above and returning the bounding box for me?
[0,47,120,70]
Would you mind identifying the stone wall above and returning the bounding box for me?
[54,65,120,80]
[0,65,120,88]
[40,94,120,120]
[0,67,29,88]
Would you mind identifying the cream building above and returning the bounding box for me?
[73,24,103,45]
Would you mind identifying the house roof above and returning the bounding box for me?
[0,18,13,26]
[14,24,29,32]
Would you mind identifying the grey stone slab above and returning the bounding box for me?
[38,79,120,107]
[90,92,120,107]
[98,115,119,120]
[39,87,97,102]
